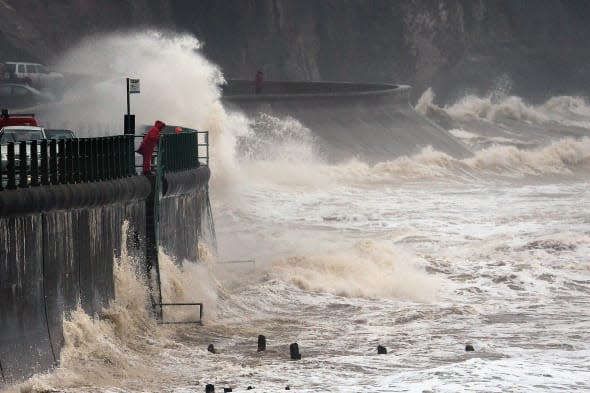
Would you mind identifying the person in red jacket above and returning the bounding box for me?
[137,120,166,174]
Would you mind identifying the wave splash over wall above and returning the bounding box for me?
[37,30,249,188]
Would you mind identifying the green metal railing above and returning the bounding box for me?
[157,130,209,172]
[158,132,200,173]
[133,129,209,174]
[1,135,135,191]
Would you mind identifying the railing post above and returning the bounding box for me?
[65,139,74,184]
[93,138,100,181]
[49,139,58,184]
[194,133,199,167]
[94,137,104,181]
[100,138,107,180]
[40,139,49,185]
[18,141,28,188]
[179,134,184,170]
[72,139,80,183]
[30,140,40,187]
[58,139,66,184]
[105,137,111,180]
[157,136,165,174]
[103,137,110,179]
[90,138,96,181]
[206,132,209,167]
[115,136,122,178]
[107,137,114,179]
[6,143,16,190]
[80,139,88,182]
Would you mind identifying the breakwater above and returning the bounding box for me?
[0,131,211,384]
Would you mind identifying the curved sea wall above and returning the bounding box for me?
[0,165,211,384]
[223,80,471,162]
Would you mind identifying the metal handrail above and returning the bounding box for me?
[157,302,203,325]
[132,129,209,174]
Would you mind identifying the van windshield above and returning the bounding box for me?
[4,63,16,73]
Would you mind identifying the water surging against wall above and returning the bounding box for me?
[12,30,590,392]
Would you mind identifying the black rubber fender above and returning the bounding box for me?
[0,176,152,218]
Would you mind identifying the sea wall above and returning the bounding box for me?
[0,162,212,384]
[223,80,471,162]
[0,177,150,383]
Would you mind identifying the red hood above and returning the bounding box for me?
[154,120,165,130]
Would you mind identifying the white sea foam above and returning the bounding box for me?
[446,94,549,123]
[417,88,590,131]
[269,240,438,302]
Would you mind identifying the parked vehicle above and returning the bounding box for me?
[0,109,38,127]
[0,83,54,109]
[0,125,47,174]
[0,125,46,144]
[44,129,76,139]
[2,61,64,89]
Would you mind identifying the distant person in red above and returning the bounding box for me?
[255,70,264,94]
[137,120,166,174]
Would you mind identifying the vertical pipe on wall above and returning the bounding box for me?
[40,214,58,364]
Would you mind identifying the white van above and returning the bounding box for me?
[2,62,64,89]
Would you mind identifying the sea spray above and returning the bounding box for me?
[36,30,249,190]
[158,244,222,322]
[237,113,319,163]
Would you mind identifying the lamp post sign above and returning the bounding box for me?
[124,77,140,134]
[128,78,140,93]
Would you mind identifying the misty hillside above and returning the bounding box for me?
[1,0,590,103]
